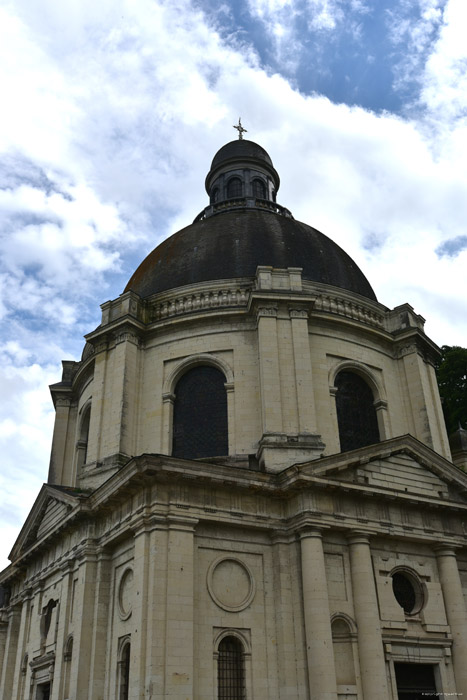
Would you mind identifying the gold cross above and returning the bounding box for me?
[233,117,247,140]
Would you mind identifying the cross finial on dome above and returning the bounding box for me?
[233,117,247,140]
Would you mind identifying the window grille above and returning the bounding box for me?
[335,371,380,452]
[218,636,246,700]
[227,177,243,198]
[172,366,228,459]
[252,179,266,199]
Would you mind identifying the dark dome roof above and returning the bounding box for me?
[211,140,273,169]
[124,209,377,301]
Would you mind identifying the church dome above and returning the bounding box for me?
[124,139,377,301]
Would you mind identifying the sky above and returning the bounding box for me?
[1,0,467,569]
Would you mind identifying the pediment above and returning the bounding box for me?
[299,435,467,503]
[8,485,83,562]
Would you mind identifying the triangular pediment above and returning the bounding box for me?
[8,484,84,562]
[297,435,467,503]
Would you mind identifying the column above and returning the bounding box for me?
[347,533,388,700]
[271,533,300,700]
[68,543,98,698]
[300,528,337,700]
[435,546,467,697]
[12,591,32,700]
[164,516,197,699]
[87,550,112,700]
[52,561,74,700]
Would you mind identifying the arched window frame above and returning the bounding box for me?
[330,613,359,689]
[213,629,252,700]
[329,361,390,449]
[117,637,131,700]
[162,354,235,457]
[226,177,243,199]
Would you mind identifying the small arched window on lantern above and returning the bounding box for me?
[227,177,243,199]
[335,370,380,452]
[251,178,266,199]
[218,635,246,700]
[172,365,228,459]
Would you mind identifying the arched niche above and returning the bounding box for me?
[331,614,358,687]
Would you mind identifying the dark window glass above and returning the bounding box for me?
[392,572,417,614]
[252,179,266,199]
[172,366,228,459]
[394,662,436,699]
[218,636,245,700]
[335,371,380,452]
[80,407,91,464]
[227,177,243,198]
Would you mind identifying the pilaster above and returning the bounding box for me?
[0,604,22,699]
[48,394,74,485]
[257,305,283,435]
[130,520,153,700]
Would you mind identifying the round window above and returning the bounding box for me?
[392,571,423,615]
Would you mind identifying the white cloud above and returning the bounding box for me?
[0,0,466,569]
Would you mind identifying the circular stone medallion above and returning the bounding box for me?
[118,568,133,620]
[207,557,255,612]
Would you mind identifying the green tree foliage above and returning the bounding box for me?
[435,345,467,435]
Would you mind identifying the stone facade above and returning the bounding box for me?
[1,139,466,700]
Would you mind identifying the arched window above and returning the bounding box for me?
[335,371,380,452]
[77,404,91,469]
[218,636,245,700]
[119,642,130,700]
[227,177,243,199]
[251,178,266,199]
[172,366,228,459]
